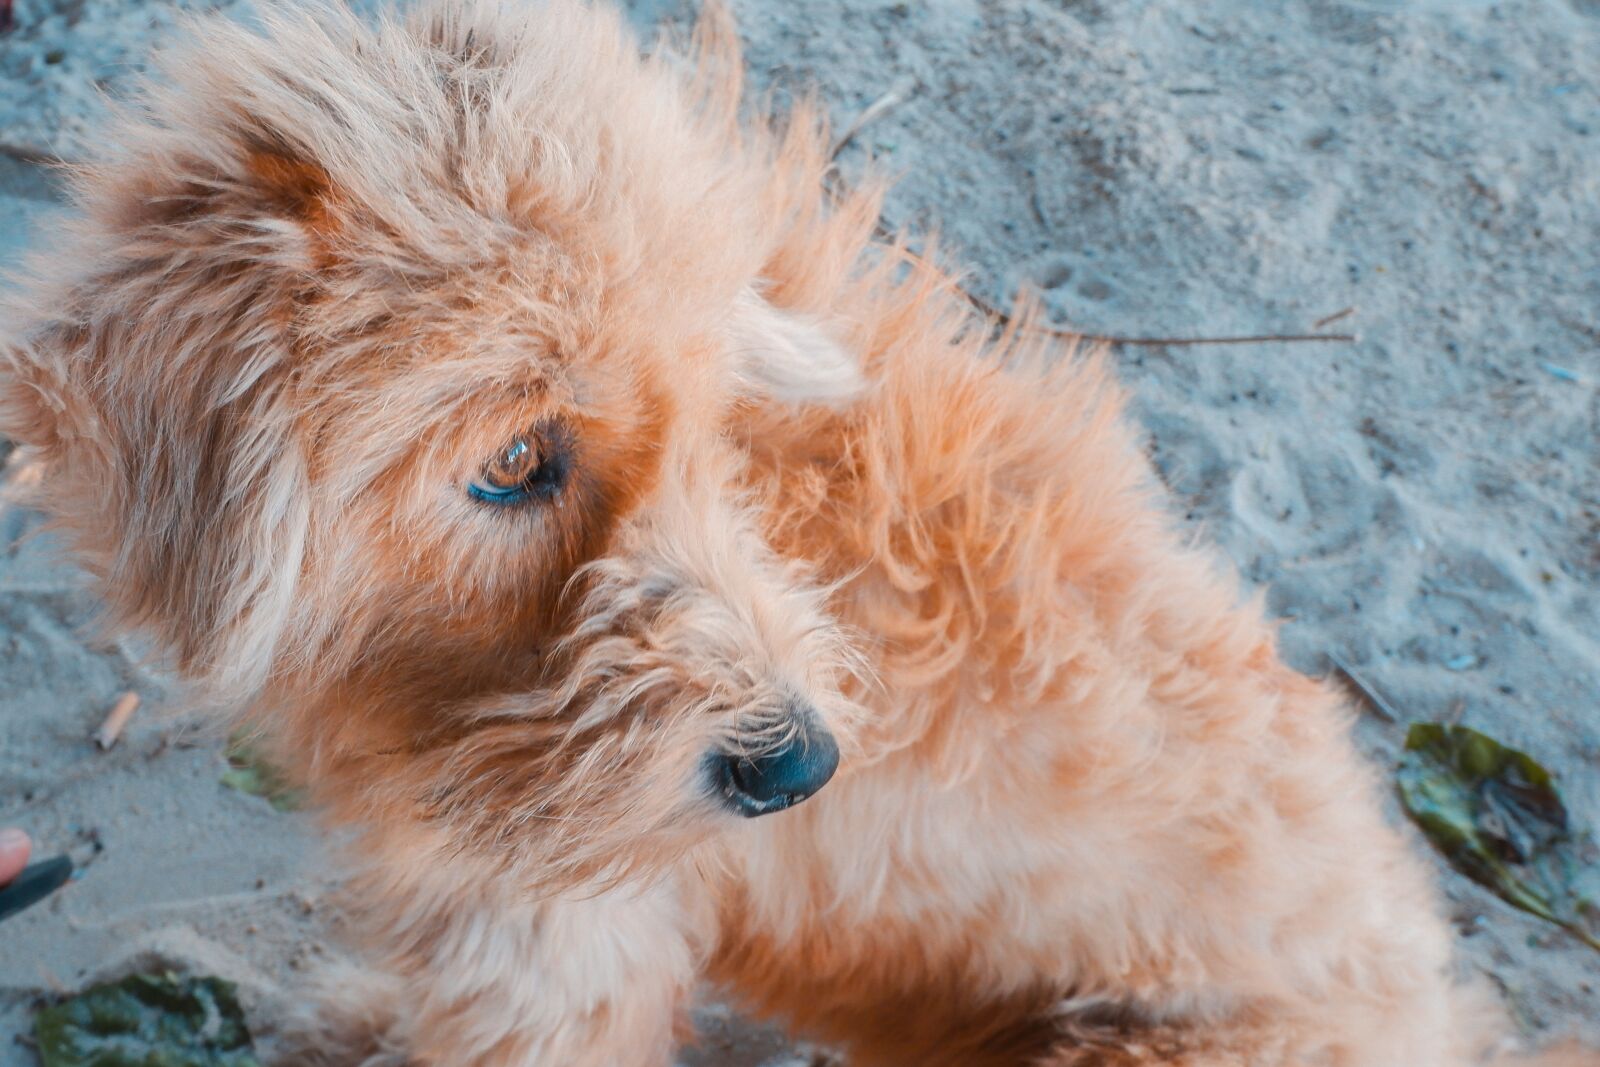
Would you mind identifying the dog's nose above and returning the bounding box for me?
[713,708,840,818]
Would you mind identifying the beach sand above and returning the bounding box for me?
[2,0,1596,1062]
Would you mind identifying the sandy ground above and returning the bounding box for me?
[2,0,1597,1063]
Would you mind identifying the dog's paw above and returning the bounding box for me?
[263,960,413,1067]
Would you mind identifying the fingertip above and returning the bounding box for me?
[0,828,32,883]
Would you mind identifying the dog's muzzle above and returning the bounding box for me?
[710,705,840,818]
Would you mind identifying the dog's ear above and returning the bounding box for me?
[728,289,864,407]
[0,321,312,700]
[0,134,332,700]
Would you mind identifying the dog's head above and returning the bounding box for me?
[0,0,864,886]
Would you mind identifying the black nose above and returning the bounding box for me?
[713,710,840,818]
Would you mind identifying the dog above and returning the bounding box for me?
[0,1,1568,1064]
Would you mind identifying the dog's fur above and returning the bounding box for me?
[0,2,1565,1064]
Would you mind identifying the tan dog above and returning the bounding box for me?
[0,2,1562,1064]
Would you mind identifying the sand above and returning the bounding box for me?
[1,0,1596,1063]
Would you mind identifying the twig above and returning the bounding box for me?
[854,210,1361,348]
[1070,330,1355,347]
[1327,653,1401,724]
[849,164,1362,350]
[94,691,141,750]
[960,284,1357,347]
[830,77,917,162]
[1313,306,1355,329]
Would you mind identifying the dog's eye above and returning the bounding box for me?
[468,422,571,507]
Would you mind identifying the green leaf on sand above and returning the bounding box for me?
[1398,722,1600,952]
[220,732,303,812]
[33,972,261,1067]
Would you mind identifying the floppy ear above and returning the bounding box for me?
[728,289,864,407]
[0,134,331,699]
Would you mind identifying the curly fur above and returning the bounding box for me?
[0,1,1585,1064]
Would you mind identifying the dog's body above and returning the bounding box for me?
[0,2,1532,1064]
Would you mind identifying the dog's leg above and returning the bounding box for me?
[328,866,703,1067]
[1019,1005,1316,1067]
[1031,1028,1259,1067]
[1029,1019,1485,1067]
[270,961,414,1067]
[405,884,698,1067]
[1016,936,1484,1067]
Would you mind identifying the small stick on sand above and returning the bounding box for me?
[1313,306,1356,329]
[959,284,1358,347]
[854,167,1362,349]
[1327,654,1401,724]
[830,77,917,162]
[1071,329,1357,347]
[94,692,141,750]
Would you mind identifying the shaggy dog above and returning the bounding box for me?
[0,2,1565,1064]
